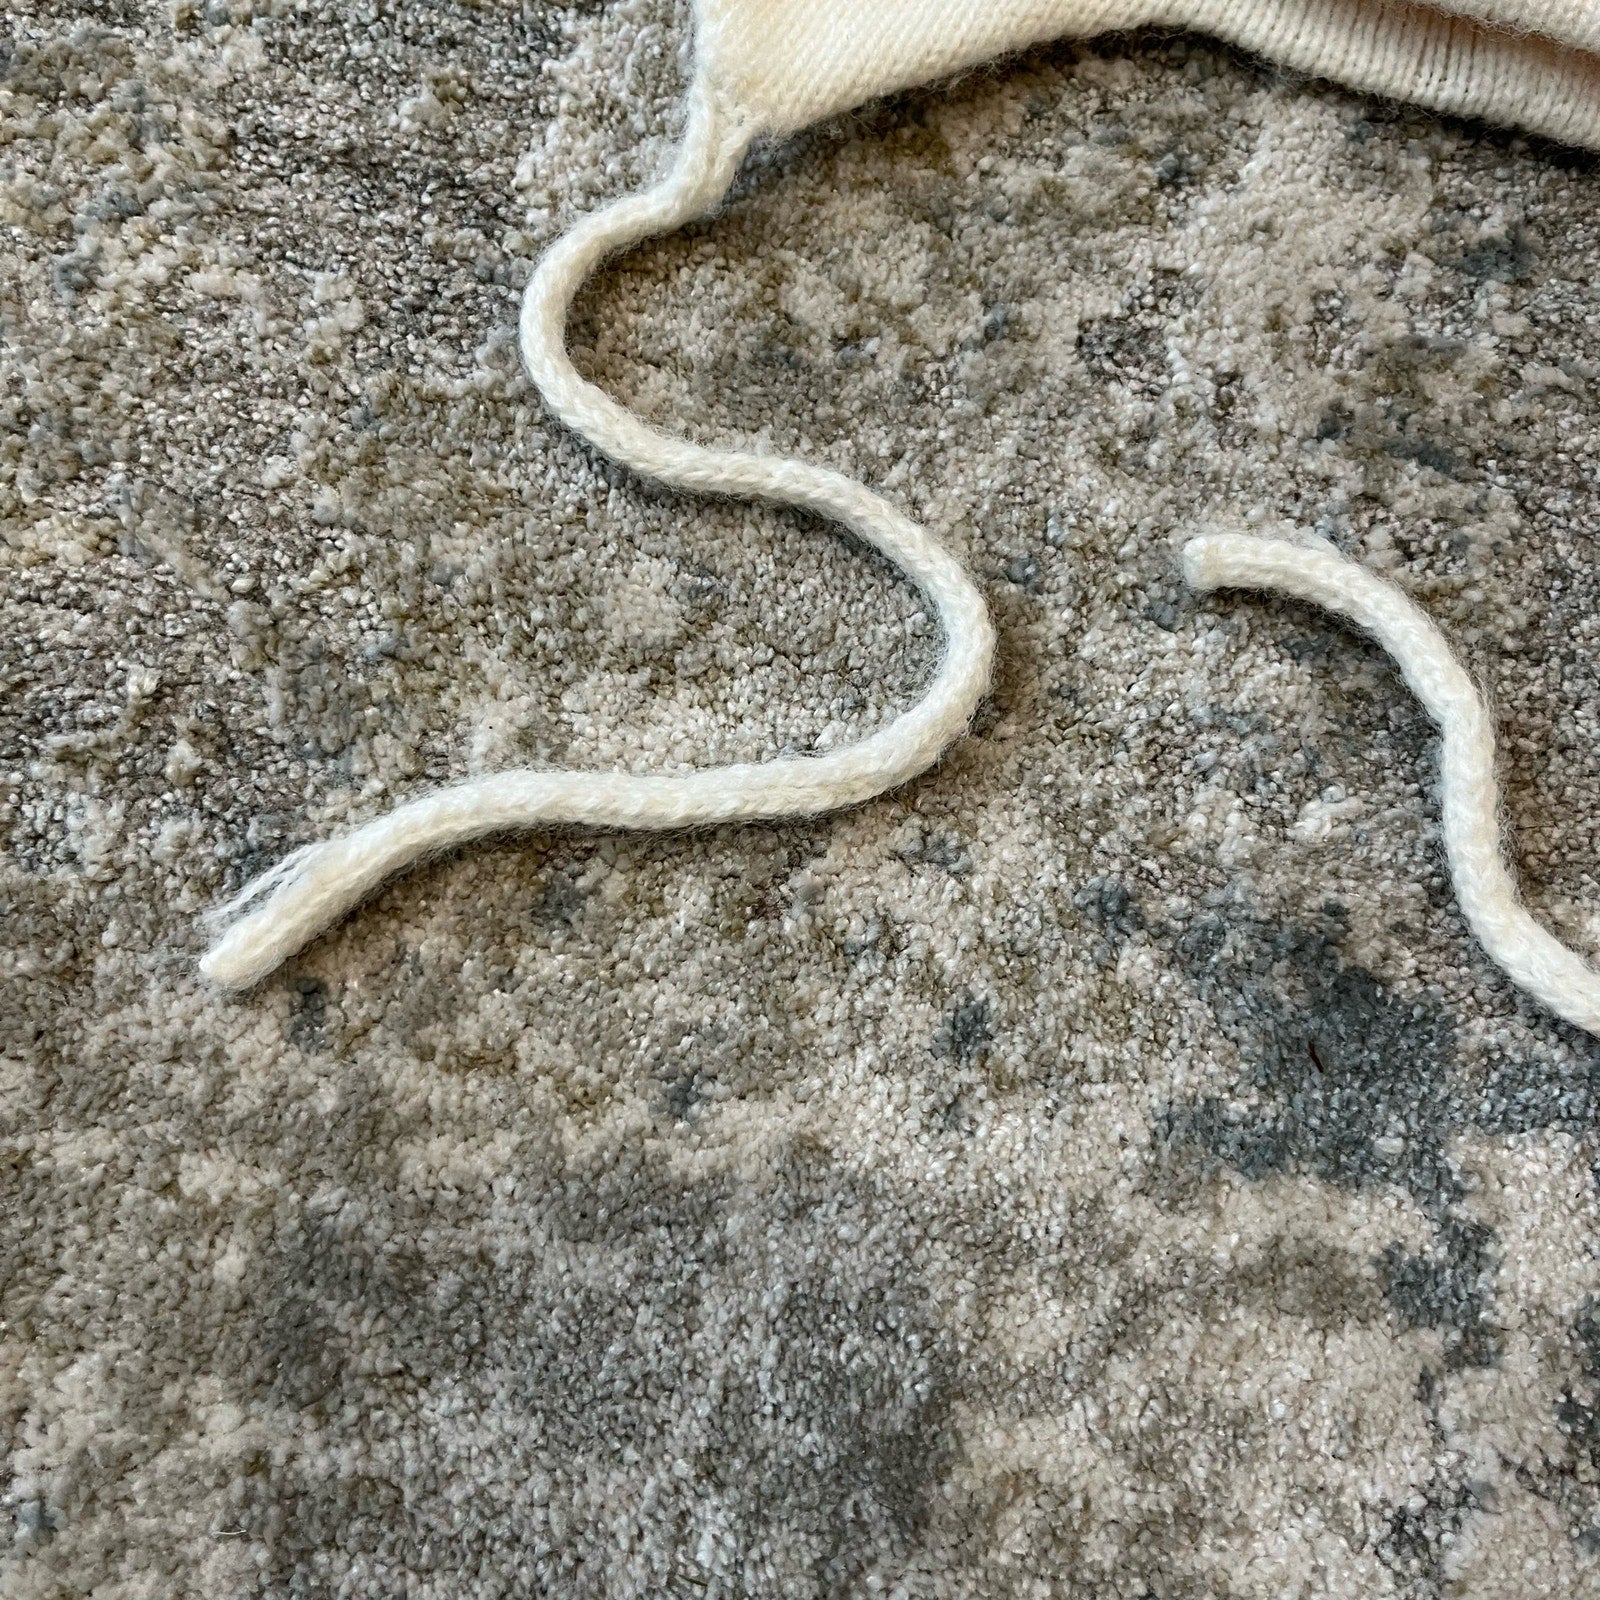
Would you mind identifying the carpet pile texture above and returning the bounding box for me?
[5,2,1600,1595]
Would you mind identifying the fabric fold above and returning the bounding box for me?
[697,0,1600,147]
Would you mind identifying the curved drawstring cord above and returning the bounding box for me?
[1185,533,1600,1038]
[200,83,996,988]
[201,85,1595,1041]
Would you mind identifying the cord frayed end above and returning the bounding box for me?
[199,842,331,989]
[201,842,320,937]
[1181,532,1271,594]
[198,929,268,990]
[1180,536,1227,593]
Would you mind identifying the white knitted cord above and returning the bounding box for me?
[1185,533,1600,1037]
[199,83,996,989]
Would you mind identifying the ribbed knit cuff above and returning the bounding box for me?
[695,0,1600,150]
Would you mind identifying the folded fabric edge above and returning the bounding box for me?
[1201,0,1600,151]
[695,0,1600,151]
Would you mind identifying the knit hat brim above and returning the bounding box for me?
[697,0,1600,150]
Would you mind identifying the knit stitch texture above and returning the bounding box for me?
[698,0,1600,144]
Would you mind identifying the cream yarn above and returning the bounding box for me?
[1187,536,1600,1038]
[203,0,1600,1036]
[200,82,996,988]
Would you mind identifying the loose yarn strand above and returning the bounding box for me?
[200,83,996,989]
[1184,533,1600,1037]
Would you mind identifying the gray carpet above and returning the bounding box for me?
[6,2,1600,1595]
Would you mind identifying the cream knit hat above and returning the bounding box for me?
[202,1,1600,1039]
[699,0,1600,147]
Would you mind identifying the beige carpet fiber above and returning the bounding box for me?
[6,2,1600,1595]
